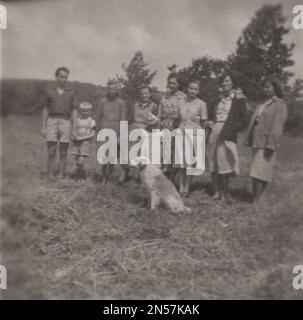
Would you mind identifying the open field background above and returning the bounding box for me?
[1,115,303,299]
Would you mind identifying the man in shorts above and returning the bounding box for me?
[41,67,77,178]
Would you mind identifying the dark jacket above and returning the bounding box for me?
[213,95,248,143]
[244,97,287,150]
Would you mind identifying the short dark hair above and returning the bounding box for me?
[107,79,119,87]
[219,70,239,88]
[263,76,284,98]
[138,85,152,93]
[55,67,70,77]
[167,73,183,89]
[188,79,200,87]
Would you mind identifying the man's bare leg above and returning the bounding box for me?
[58,142,69,178]
[47,142,57,178]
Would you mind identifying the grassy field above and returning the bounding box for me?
[1,115,303,299]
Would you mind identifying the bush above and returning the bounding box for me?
[284,96,303,135]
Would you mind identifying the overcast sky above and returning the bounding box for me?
[1,0,302,90]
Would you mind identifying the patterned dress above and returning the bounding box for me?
[158,91,186,130]
[130,100,158,131]
[158,91,186,170]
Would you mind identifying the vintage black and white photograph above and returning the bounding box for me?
[0,0,303,300]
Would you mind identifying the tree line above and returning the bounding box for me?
[1,3,302,134]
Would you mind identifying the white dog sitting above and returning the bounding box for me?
[133,157,191,214]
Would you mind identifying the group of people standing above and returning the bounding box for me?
[41,66,288,205]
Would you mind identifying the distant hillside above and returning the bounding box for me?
[0,79,107,116]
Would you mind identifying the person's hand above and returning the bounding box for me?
[70,130,78,141]
[235,88,246,100]
[207,120,214,129]
[147,112,159,125]
[40,128,47,138]
[264,148,274,159]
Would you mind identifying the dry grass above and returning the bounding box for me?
[1,115,303,299]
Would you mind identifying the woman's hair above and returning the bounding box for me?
[167,73,183,89]
[219,70,239,88]
[262,76,284,98]
[107,79,119,87]
[138,85,152,93]
[187,79,200,88]
[55,66,70,77]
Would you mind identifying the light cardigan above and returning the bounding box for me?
[244,96,287,150]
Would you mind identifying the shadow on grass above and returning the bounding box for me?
[230,187,252,203]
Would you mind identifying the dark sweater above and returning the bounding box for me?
[213,96,249,143]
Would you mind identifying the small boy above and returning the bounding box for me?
[70,102,96,180]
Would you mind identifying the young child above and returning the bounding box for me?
[70,102,96,180]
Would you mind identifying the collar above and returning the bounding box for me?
[165,90,184,99]
[53,86,72,92]
[219,90,235,101]
[137,100,151,109]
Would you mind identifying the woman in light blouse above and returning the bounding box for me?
[176,79,208,197]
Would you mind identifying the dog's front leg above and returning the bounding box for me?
[150,193,160,211]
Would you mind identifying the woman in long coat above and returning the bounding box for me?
[244,77,287,203]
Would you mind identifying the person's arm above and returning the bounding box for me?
[128,102,135,125]
[207,99,218,129]
[200,101,208,129]
[147,102,160,127]
[71,109,78,140]
[94,99,102,132]
[151,102,158,116]
[41,106,48,138]
[264,101,287,158]
[74,132,95,141]
[70,91,78,139]
[236,98,249,132]
[41,89,50,137]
